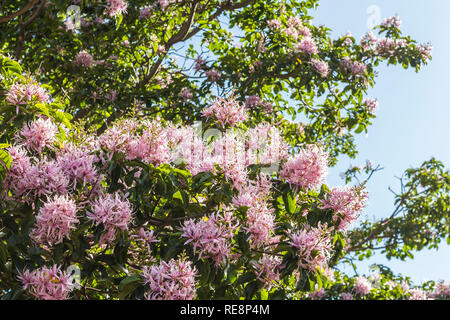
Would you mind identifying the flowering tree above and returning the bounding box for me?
[0,0,448,300]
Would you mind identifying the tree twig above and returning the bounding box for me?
[0,0,40,23]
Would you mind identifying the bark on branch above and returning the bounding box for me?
[0,0,40,23]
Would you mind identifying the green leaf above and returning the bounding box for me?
[0,149,12,170]
[283,191,296,214]
[118,275,141,300]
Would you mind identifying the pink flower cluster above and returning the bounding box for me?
[87,192,133,244]
[283,16,312,40]
[30,195,78,245]
[320,186,369,230]
[179,88,193,101]
[3,118,104,203]
[341,32,353,46]
[279,145,329,190]
[340,292,354,300]
[3,148,69,203]
[139,6,152,19]
[267,19,282,30]
[360,32,378,51]
[381,16,402,29]
[57,144,99,189]
[294,36,318,55]
[354,276,372,296]
[375,38,407,57]
[245,95,272,112]
[75,51,94,67]
[253,254,282,289]
[106,0,128,17]
[201,97,248,128]
[431,281,450,299]
[182,210,238,265]
[289,223,332,272]
[194,56,207,71]
[18,265,73,300]
[158,0,177,10]
[408,288,428,300]
[235,175,279,248]
[311,58,330,78]
[341,57,367,77]
[132,227,159,255]
[99,118,171,165]
[6,82,49,109]
[363,98,379,115]
[245,124,289,167]
[309,285,326,300]
[205,68,222,83]
[417,43,433,62]
[141,258,197,300]
[16,118,58,153]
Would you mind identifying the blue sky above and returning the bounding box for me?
[311,0,450,283]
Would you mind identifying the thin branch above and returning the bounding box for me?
[0,0,40,23]
[23,0,45,27]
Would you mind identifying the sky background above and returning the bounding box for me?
[310,0,450,283]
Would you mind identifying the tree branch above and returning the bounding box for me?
[0,0,40,23]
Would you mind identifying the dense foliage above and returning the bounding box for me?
[0,0,448,300]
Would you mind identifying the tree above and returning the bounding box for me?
[0,0,447,300]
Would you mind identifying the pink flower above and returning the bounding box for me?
[105,89,117,102]
[408,288,428,300]
[431,281,450,299]
[310,285,326,300]
[182,210,238,265]
[267,19,282,30]
[141,258,197,300]
[289,223,332,272]
[354,276,372,296]
[364,98,379,115]
[16,118,58,153]
[342,32,353,46]
[417,43,432,62]
[6,82,50,108]
[244,201,277,248]
[106,0,128,17]
[87,193,133,244]
[205,69,222,83]
[253,254,282,289]
[30,195,78,245]
[139,7,152,19]
[284,27,299,40]
[311,58,330,78]
[201,97,248,128]
[37,160,70,196]
[341,292,353,300]
[341,57,367,76]
[2,146,32,199]
[132,227,159,255]
[245,95,263,109]
[18,265,73,300]
[194,56,206,72]
[320,186,369,230]
[6,159,69,202]
[360,32,377,51]
[158,0,176,10]
[75,51,94,67]
[294,37,318,55]
[245,124,288,166]
[99,119,171,166]
[279,145,329,190]
[381,16,402,29]
[56,144,99,189]
[179,88,193,101]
